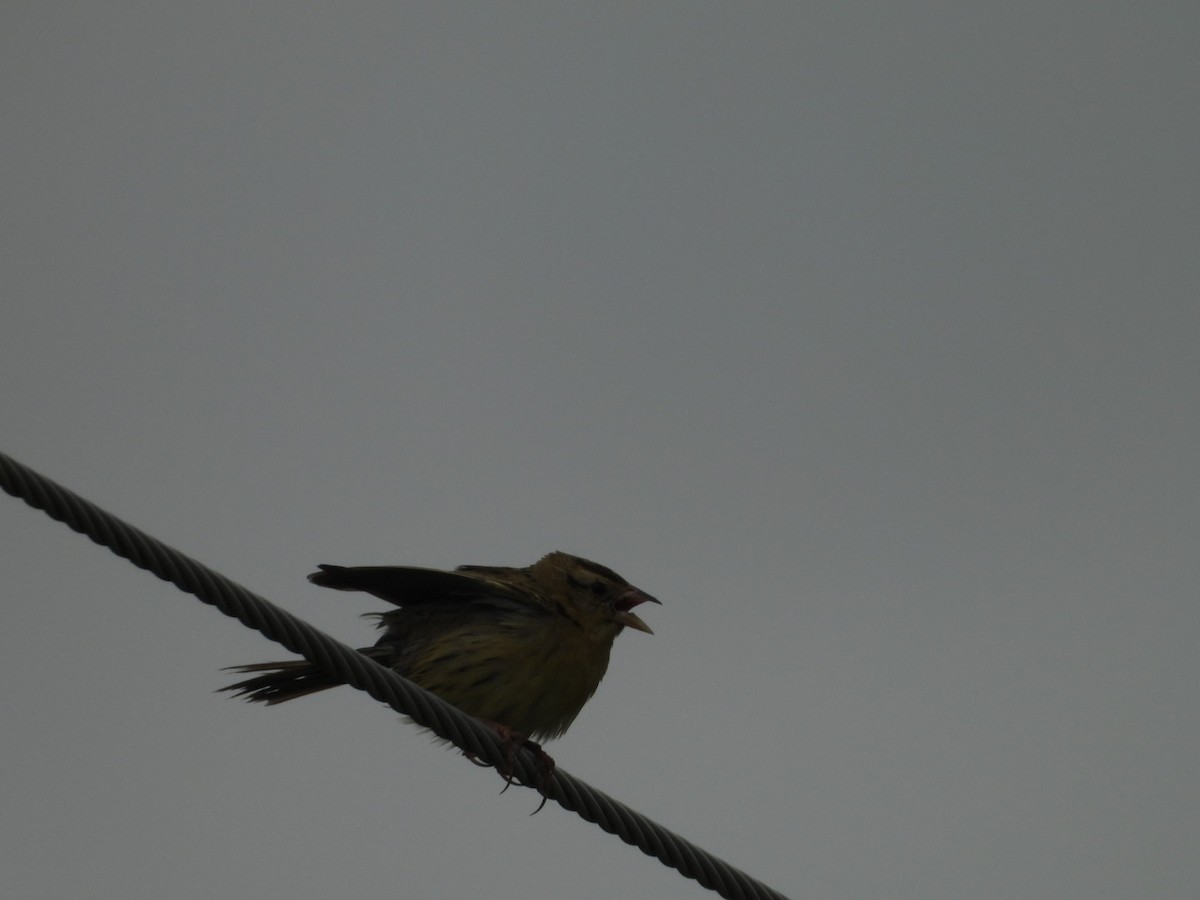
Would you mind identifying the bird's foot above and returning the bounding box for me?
[462,721,556,813]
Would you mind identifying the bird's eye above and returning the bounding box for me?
[588,580,607,597]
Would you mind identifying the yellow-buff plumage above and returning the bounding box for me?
[223,551,659,741]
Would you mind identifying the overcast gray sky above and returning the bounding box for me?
[3,4,1198,899]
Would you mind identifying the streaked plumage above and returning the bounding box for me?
[223,552,658,741]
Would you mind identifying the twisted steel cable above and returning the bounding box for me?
[1,451,790,900]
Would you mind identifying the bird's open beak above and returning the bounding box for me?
[614,588,660,634]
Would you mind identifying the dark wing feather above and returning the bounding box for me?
[308,564,531,608]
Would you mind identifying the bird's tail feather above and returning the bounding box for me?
[221,647,391,705]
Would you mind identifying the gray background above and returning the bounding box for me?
[3,4,1197,899]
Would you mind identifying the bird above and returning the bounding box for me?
[222,552,659,744]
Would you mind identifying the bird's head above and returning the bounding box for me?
[531,551,660,636]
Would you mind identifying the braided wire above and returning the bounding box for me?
[0,451,790,900]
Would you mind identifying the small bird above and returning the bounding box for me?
[223,552,659,743]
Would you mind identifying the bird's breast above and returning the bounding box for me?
[397,612,615,740]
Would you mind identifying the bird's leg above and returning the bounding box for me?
[520,739,556,814]
[461,721,556,813]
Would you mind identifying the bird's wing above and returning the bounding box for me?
[308,564,534,609]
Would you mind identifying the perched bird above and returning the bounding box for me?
[223,552,659,743]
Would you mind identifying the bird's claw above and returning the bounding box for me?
[463,722,556,813]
